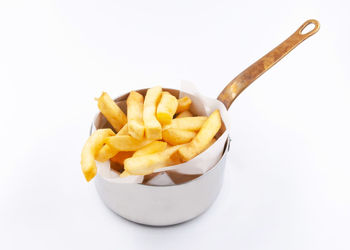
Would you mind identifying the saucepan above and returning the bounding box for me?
[92,19,320,226]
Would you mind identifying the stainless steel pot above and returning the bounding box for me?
[91,19,319,226]
[95,138,230,226]
[92,87,229,226]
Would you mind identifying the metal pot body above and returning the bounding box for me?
[93,88,230,226]
[95,140,229,226]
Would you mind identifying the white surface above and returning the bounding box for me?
[0,0,349,249]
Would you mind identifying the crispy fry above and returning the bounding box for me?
[176,96,192,113]
[156,91,178,125]
[106,135,153,151]
[110,151,134,165]
[176,110,193,118]
[95,124,129,162]
[171,110,221,162]
[117,124,129,135]
[206,138,216,150]
[162,129,196,145]
[97,92,127,132]
[133,141,168,157]
[124,145,181,175]
[81,129,115,181]
[127,91,145,140]
[143,86,162,140]
[163,116,207,131]
[95,144,118,162]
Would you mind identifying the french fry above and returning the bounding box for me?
[110,151,135,165]
[206,138,216,150]
[97,92,127,132]
[124,145,181,175]
[156,91,178,125]
[171,110,221,163]
[176,110,193,118]
[81,129,115,181]
[106,135,153,151]
[133,141,168,157]
[162,129,196,145]
[176,96,192,113]
[95,124,129,162]
[127,91,145,140]
[163,116,207,131]
[143,86,162,140]
[117,124,129,135]
[120,141,169,177]
[95,144,117,162]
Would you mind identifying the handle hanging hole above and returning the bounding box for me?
[298,19,320,36]
[301,23,316,35]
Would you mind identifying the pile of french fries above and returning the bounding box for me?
[81,86,222,182]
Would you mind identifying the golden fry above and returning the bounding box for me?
[171,110,221,162]
[143,86,162,140]
[176,110,193,118]
[95,124,129,162]
[162,129,196,145]
[106,135,153,151]
[176,96,192,114]
[95,144,118,162]
[205,138,216,150]
[110,151,135,165]
[118,124,129,135]
[97,92,127,131]
[133,141,168,157]
[124,145,181,175]
[156,91,178,125]
[81,129,115,181]
[127,91,145,140]
[163,116,207,131]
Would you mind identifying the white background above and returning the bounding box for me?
[1,0,349,249]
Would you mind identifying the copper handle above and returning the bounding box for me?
[218,19,320,109]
